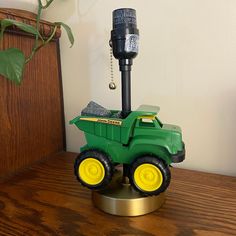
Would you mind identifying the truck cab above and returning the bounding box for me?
[134,115,184,163]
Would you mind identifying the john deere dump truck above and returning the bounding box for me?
[70,104,185,196]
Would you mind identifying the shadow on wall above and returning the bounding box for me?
[0,1,38,13]
[77,0,98,18]
[216,92,236,176]
[65,1,101,151]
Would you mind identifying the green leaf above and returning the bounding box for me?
[0,19,43,40]
[0,48,26,85]
[55,22,74,47]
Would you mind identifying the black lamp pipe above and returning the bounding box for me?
[121,70,131,117]
[120,59,132,118]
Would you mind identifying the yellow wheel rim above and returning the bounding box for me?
[79,158,105,185]
[134,163,163,192]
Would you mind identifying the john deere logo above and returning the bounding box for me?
[80,117,122,126]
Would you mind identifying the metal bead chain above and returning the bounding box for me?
[110,47,114,82]
[109,47,116,90]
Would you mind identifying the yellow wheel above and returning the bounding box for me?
[74,150,113,190]
[79,158,105,185]
[134,163,163,192]
[130,156,171,195]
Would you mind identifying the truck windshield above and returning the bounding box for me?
[137,116,163,128]
[139,118,155,127]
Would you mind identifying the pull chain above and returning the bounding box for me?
[109,47,117,90]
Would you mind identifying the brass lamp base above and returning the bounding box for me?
[92,171,165,216]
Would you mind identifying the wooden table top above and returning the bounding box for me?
[0,152,235,236]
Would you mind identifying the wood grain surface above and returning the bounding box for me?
[0,152,235,236]
[0,9,64,179]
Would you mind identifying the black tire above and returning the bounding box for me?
[130,156,171,196]
[74,149,113,190]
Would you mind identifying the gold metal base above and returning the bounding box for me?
[92,171,165,216]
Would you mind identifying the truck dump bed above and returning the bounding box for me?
[70,104,160,145]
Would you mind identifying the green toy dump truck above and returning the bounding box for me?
[70,104,185,196]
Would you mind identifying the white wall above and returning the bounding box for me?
[44,0,236,176]
[0,1,38,13]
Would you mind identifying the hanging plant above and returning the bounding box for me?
[0,0,74,85]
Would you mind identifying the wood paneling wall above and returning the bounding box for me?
[0,9,65,179]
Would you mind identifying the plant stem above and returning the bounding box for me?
[44,25,58,44]
[25,24,58,64]
[25,0,56,64]
[25,0,43,63]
